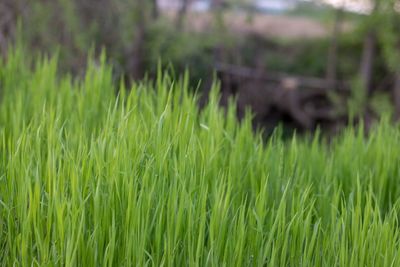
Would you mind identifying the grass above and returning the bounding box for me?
[1,47,400,266]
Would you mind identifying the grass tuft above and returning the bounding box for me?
[1,48,400,266]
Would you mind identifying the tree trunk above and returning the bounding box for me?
[0,0,21,58]
[127,0,147,80]
[151,0,159,20]
[359,31,376,95]
[326,7,343,90]
[211,0,226,63]
[394,73,400,121]
[176,0,190,30]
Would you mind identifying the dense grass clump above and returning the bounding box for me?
[1,49,400,266]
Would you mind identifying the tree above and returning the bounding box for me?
[0,0,24,58]
[125,0,150,80]
[326,1,345,90]
[359,30,376,95]
[151,0,159,20]
[176,0,190,30]
[377,0,400,120]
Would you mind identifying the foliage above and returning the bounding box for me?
[376,0,400,73]
[1,48,400,266]
[347,77,368,118]
[18,0,154,73]
[144,21,217,85]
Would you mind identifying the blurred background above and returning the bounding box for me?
[0,0,399,135]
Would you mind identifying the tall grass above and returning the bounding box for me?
[1,48,400,266]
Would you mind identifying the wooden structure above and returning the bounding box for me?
[215,63,350,132]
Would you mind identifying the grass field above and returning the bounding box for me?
[1,48,400,266]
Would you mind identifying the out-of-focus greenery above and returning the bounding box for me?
[11,0,393,79]
[21,0,153,73]
[6,0,400,123]
[288,1,365,24]
[14,0,219,84]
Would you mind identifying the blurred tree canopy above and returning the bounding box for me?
[0,0,399,93]
[0,0,227,82]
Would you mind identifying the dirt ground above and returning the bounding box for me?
[180,11,331,39]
